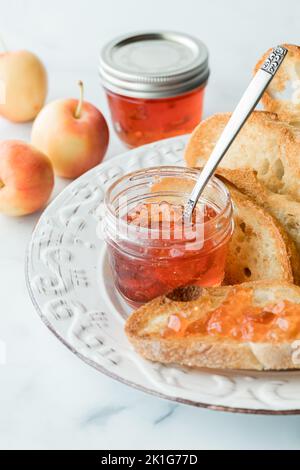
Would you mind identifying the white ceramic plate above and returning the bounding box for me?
[26,136,300,415]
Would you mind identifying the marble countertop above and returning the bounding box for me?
[1,0,300,450]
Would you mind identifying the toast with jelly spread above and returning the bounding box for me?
[185,111,300,202]
[255,44,300,125]
[125,281,300,371]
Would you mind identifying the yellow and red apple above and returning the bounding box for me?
[0,50,47,122]
[31,81,109,179]
[0,140,54,216]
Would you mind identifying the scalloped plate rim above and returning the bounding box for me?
[25,135,300,416]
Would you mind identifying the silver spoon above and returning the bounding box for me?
[184,45,288,223]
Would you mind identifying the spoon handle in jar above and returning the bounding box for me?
[184,45,288,222]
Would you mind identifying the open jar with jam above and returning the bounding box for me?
[104,167,233,307]
[99,32,209,147]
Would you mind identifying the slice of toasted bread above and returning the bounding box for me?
[255,44,300,124]
[125,281,300,371]
[224,182,294,285]
[150,176,295,285]
[184,111,300,202]
[216,168,300,285]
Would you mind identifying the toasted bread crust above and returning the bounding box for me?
[126,281,300,371]
[217,170,300,285]
[127,335,294,371]
[255,44,300,124]
[225,183,294,285]
[184,111,300,202]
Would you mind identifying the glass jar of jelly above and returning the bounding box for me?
[104,167,233,307]
[99,32,209,148]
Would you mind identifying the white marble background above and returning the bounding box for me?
[1,0,300,450]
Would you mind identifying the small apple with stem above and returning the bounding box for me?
[0,36,47,122]
[31,81,109,179]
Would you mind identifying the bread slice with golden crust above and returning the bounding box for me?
[216,170,300,286]
[255,44,300,124]
[223,182,295,285]
[125,281,300,371]
[184,111,300,202]
[150,175,296,285]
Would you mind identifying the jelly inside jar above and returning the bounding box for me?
[108,201,231,307]
[106,86,205,148]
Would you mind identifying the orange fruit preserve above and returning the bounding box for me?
[106,87,205,148]
[108,201,231,307]
[163,287,300,343]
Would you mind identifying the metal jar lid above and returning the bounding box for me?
[99,31,209,99]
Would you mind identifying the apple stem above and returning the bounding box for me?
[75,81,84,119]
[0,180,4,189]
[0,34,7,52]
